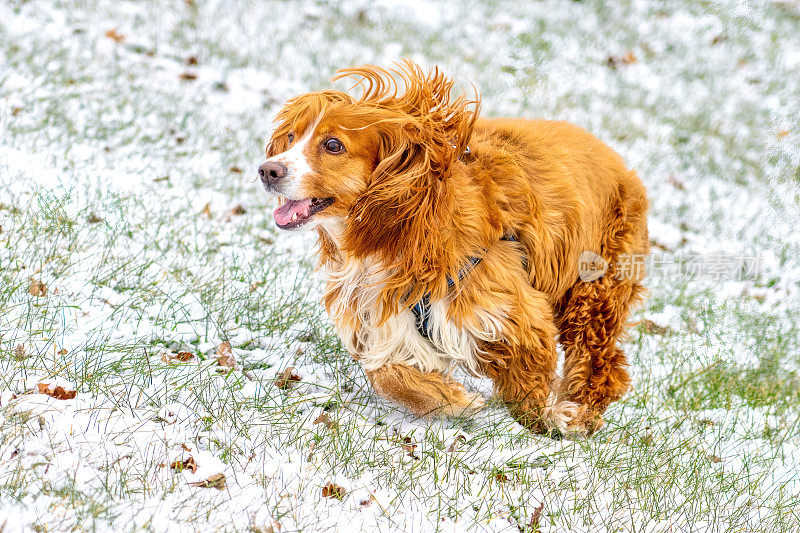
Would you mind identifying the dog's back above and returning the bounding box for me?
[469,117,649,304]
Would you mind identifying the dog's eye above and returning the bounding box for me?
[324,138,344,154]
[287,132,295,143]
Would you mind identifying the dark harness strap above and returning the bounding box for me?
[410,234,527,341]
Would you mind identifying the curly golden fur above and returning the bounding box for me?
[259,61,649,436]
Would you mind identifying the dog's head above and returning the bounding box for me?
[259,61,479,288]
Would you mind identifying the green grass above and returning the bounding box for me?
[1,0,799,531]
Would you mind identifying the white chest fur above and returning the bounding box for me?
[322,255,502,375]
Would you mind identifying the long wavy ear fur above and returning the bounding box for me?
[332,60,481,313]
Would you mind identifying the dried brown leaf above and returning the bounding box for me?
[493,470,509,483]
[447,435,467,453]
[605,51,637,69]
[201,202,212,219]
[313,413,337,430]
[105,28,125,43]
[179,71,198,81]
[216,341,236,369]
[87,213,103,223]
[189,472,226,490]
[529,502,545,531]
[642,319,674,336]
[321,483,346,500]
[161,351,195,363]
[170,456,198,473]
[359,495,374,507]
[229,165,243,174]
[221,204,247,222]
[28,279,47,297]
[14,344,27,361]
[275,367,301,390]
[667,175,686,191]
[37,382,77,400]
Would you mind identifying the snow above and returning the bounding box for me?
[1,0,799,531]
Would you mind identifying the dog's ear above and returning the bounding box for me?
[338,61,480,308]
[346,122,450,288]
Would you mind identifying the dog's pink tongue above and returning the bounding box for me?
[273,198,311,226]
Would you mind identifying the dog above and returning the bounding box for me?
[258,61,649,436]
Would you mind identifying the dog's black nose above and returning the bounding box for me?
[258,161,287,186]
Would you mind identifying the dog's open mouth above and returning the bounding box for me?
[273,197,334,229]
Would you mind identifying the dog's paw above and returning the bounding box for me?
[541,394,602,438]
[444,390,486,417]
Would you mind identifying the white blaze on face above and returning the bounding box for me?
[267,117,320,199]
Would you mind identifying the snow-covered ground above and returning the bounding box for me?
[1,0,799,531]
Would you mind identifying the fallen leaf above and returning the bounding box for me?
[28,279,47,297]
[447,435,467,453]
[216,341,236,369]
[189,473,226,490]
[87,213,103,223]
[321,483,346,500]
[161,351,195,363]
[181,443,192,452]
[399,436,419,460]
[313,413,337,430]
[221,204,247,222]
[667,175,686,191]
[229,166,243,174]
[37,382,77,400]
[275,367,301,390]
[185,55,198,66]
[605,51,637,69]
[529,502,545,531]
[57,348,68,355]
[642,319,673,336]
[711,34,727,45]
[14,344,27,361]
[201,202,212,219]
[179,71,198,81]
[170,456,198,473]
[105,28,125,43]
[359,495,374,507]
[493,469,509,483]
[176,351,194,362]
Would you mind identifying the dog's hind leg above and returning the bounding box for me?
[555,190,648,435]
[365,364,485,418]
[555,273,645,435]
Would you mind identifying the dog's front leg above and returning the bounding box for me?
[365,364,485,418]
[475,286,587,436]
